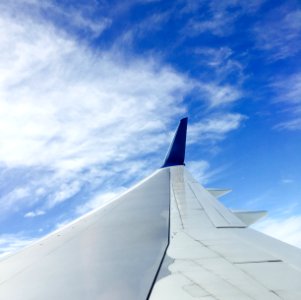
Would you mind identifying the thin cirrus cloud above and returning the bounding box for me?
[188,113,246,143]
[24,210,45,218]
[272,73,301,130]
[186,160,227,186]
[253,8,301,60]
[75,189,126,216]
[0,234,37,258]
[199,83,242,107]
[183,0,264,37]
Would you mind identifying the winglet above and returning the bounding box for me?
[162,117,188,168]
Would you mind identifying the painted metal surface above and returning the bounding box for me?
[0,168,170,300]
[150,166,301,300]
[184,170,246,228]
[162,118,187,168]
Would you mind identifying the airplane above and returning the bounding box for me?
[0,117,301,299]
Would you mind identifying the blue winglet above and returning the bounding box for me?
[162,117,188,168]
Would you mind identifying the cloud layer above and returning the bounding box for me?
[0,12,191,171]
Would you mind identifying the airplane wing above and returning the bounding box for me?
[1,118,301,299]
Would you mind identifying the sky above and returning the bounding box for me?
[0,0,301,256]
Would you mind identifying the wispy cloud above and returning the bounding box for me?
[186,15,236,37]
[183,0,264,37]
[188,113,246,143]
[187,160,227,185]
[253,7,301,60]
[281,178,294,184]
[274,72,301,103]
[272,73,301,130]
[0,187,31,214]
[194,47,244,83]
[186,160,210,184]
[24,210,45,218]
[0,233,37,258]
[75,189,125,215]
[0,2,198,224]
[47,181,81,208]
[198,83,242,107]
[0,0,112,39]
[275,119,301,131]
[255,215,301,249]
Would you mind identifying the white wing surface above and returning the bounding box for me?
[1,118,301,299]
[150,166,301,300]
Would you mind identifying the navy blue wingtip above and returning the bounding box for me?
[161,117,188,168]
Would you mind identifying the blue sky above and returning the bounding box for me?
[0,0,301,255]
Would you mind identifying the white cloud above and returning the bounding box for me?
[75,189,125,215]
[281,178,294,184]
[191,48,244,108]
[275,119,301,131]
[188,113,245,143]
[0,3,197,220]
[0,234,36,258]
[194,47,244,83]
[184,0,264,37]
[48,181,81,208]
[187,17,235,37]
[65,12,112,38]
[272,73,301,130]
[187,159,229,186]
[195,47,233,67]
[253,8,301,60]
[274,73,301,104]
[0,8,191,175]
[186,160,210,184]
[24,210,45,218]
[0,2,246,242]
[0,0,112,39]
[0,187,31,213]
[254,216,301,249]
[199,83,242,107]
